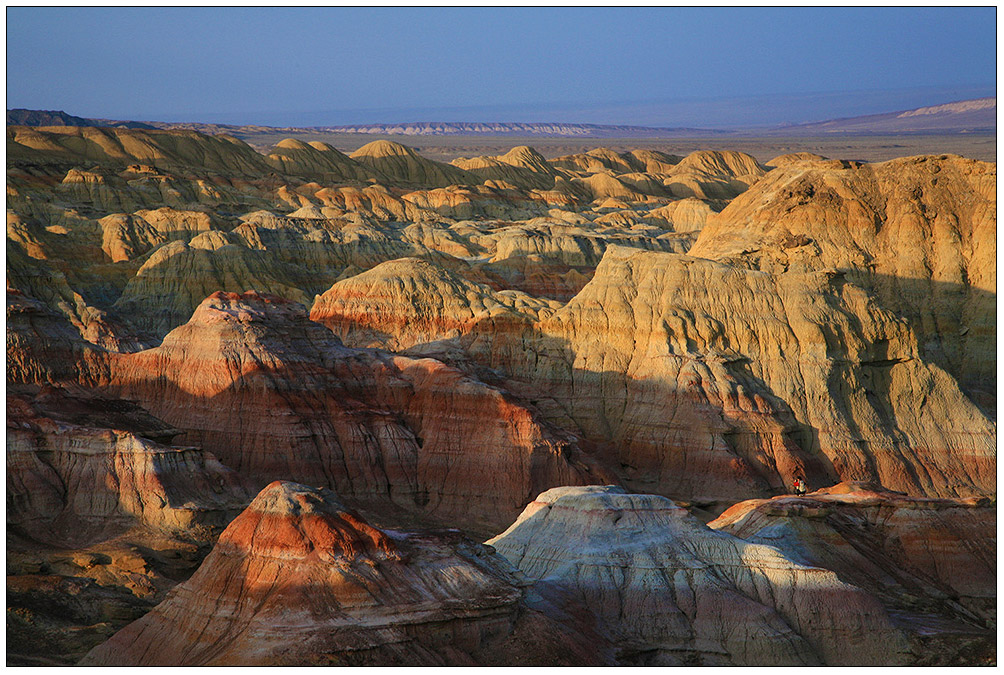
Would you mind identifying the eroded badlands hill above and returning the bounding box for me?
[81,481,607,666]
[5,124,996,666]
[488,485,909,665]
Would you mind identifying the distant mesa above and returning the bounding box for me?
[6,108,157,129]
[7,97,995,138]
[777,97,996,135]
[326,121,728,138]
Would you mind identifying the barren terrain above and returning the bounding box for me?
[6,122,996,666]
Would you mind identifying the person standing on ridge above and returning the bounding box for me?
[794,477,807,496]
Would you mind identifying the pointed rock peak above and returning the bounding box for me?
[219,480,397,561]
[350,139,418,159]
[307,140,340,153]
[586,147,624,160]
[274,138,312,151]
[500,145,548,165]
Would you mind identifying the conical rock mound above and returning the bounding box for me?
[350,140,474,187]
[81,481,604,666]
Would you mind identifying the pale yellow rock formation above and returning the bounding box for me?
[350,140,475,187]
[265,138,379,182]
[663,150,767,200]
[7,125,275,176]
[467,246,995,503]
[647,197,719,232]
[112,234,309,337]
[691,154,996,407]
[765,151,829,168]
[453,145,565,190]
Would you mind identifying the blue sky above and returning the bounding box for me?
[6,7,996,127]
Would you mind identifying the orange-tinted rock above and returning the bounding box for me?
[310,257,560,351]
[102,291,602,531]
[81,481,607,666]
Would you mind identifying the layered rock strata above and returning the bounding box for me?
[81,481,607,666]
[487,485,910,666]
[710,482,997,639]
[102,291,601,531]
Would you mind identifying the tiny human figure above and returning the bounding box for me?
[793,477,807,496]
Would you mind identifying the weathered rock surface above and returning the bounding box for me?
[7,125,276,176]
[101,291,601,531]
[663,150,767,200]
[7,388,249,547]
[468,246,995,505]
[710,482,995,664]
[265,138,379,183]
[487,485,910,665]
[350,140,475,187]
[310,257,560,351]
[5,128,996,666]
[692,155,996,408]
[81,481,608,666]
[453,145,565,190]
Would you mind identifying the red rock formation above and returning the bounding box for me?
[7,388,249,548]
[80,481,607,666]
[102,290,602,531]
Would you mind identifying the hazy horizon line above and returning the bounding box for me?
[13,84,995,131]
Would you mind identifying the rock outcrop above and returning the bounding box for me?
[487,485,910,665]
[8,125,276,176]
[7,388,249,548]
[710,482,995,664]
[81,481,607,666]
[102,291,601,531]
[691,155,996,409]
[265,139,379,183]
[349,140,475,187]
[468,246,995,505]
[663,150,767,200]
[310,257,560,351]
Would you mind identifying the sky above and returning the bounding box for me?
[6,7,997,128]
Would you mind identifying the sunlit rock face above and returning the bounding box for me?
[692,154,996,410]
[487,485,910,666]
[100,291,602,532]
[350,140,476,187]
[7,389,249,548]
[81,481,608,666]
[6,119,996,667]
[466,246,994,506]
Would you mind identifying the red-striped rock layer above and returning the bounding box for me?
[81,481,606,666]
